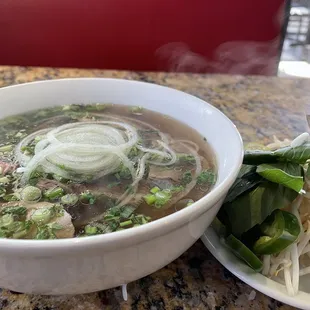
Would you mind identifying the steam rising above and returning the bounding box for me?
[156,39,280,75]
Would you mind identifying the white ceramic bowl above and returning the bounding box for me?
[0,78,243,295]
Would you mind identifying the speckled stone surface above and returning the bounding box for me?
[1,66,310,310]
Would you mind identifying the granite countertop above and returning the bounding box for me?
[0,66,310,310]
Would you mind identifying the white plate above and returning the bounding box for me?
[201,227,310,310]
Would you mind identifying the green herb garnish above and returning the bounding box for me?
[181,171,192,185]
[197,170,216,185]
[44,187,64,200]
[79,191,96,204]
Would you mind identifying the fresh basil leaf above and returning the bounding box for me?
[256,163,304,193]
[244,142,310,165]
[274,143,310,164]
[238,165,256,178]
[243,150,279,165]
[224,165,263,203]
[223,182,298,237]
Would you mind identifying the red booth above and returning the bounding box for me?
[0,0,287,75]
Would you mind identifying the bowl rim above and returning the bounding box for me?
[0,78,243,250]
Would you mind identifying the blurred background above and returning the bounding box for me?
[279,0,310,77]
[0,0,308,77]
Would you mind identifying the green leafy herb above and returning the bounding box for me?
[3,193,20,202]
[224,165,263,203]
[256,162,303,193]
[221,182,298,237]
[35,224,57,239]
[244,142,310,165]
[181,171,192,185]
[177,154,196,165]
[1,206,27,218]
[197,170,216,185]
[0,213,32,239]
[170,185,184,193]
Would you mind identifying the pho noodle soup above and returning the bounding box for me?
[0,104,217,239]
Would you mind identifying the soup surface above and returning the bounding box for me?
[0,104,216,239]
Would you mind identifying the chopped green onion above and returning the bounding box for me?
[154,190,171,208]
[21,146,35,155]
[21,186,42,202]
[120,220,133,227]
[44,187,64,200]
[0,214,15,228]
[31,208,52,224]
[120,205,135,218]
[141,217,148,224]
[79,191,96,204]
[150,186,160,194]
[61,194,78,206]
[144,194,156,205]
[84,225,98,235]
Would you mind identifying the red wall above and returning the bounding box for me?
[0,0,285,74]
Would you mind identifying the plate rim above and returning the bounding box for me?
[201,227,310,310]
